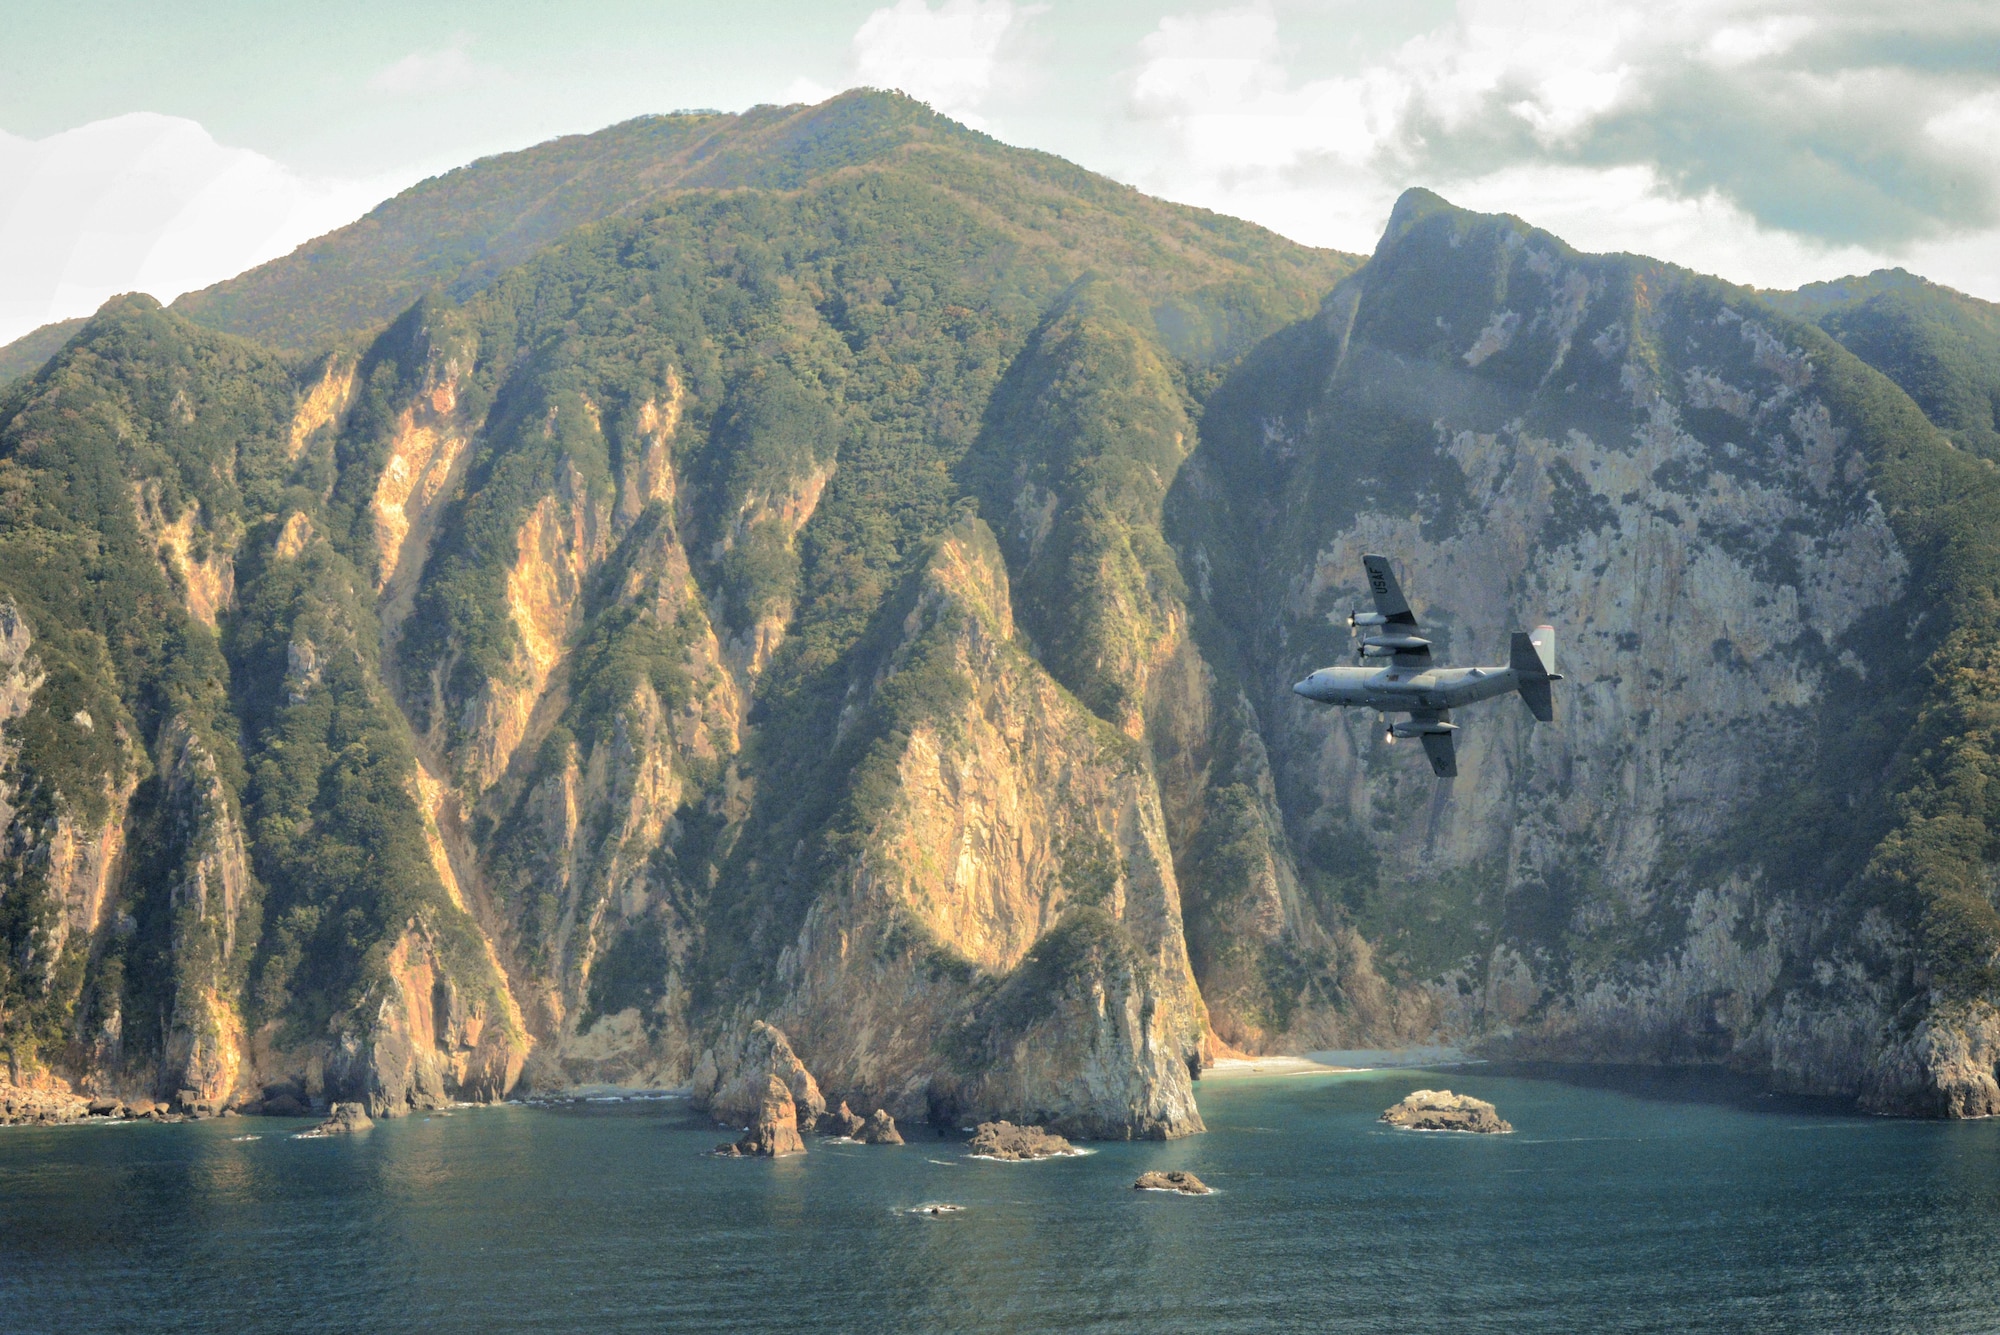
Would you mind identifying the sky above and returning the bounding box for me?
[4,0,1999,347]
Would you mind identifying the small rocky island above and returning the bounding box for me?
[1380,1089,1513,1134]
[1134,1170,1211,1195]
[967,1121,1078,1160]
[297,1103,374,1137]
[859,1109,903,1144]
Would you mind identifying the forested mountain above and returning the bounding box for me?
[3,91,2000,1129]
[1767,270,2000,464]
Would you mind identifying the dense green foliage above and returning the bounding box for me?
[0,317,86,387]
[0,295,510,1077]
[170,92,1354,358]
[1770,270,2000,462]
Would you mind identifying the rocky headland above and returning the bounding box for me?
[967,1121,1079,1160]
[1380,1090,1512,1134]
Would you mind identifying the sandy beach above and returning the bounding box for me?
[1201,1055,1358,1079]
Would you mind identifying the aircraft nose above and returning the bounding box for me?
[1292,676,1315,698]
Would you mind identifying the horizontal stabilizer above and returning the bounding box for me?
[1518,679,1555,723]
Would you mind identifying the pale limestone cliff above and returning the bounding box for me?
[329,927,527,1115]
[616,374,685,526]
[134,480,236,629]
[775,516,1206,1137]
[373,355,473,607]
[287,354,355,460]
[1181,193,1993,1113]
[481,453,740,1084]
[450,473,607,797]
[714,457,835,685]
[155,717,254,1104]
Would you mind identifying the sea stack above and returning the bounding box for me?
[716,1075,807,1157]
[1379,1089,1512,1133]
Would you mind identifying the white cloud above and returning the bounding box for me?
[782,76,839,106]
[851,0,1040,126]
[1118,0,2000,298]
[370,41,490,95]
[0,114,416,346]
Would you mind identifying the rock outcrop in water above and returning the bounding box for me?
[826,1101,866,1138]
[300,1103,374,1137]
[1134,1170,1212,1194]
[691,1022,824,1131]
[859,1110,904,1145]
[967,1121,1077,1160]
[715,1075,807,1157]
[1380,1090,1512,1134]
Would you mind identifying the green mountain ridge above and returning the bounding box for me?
[1766,269,2000,463]
[4,95,2000,1128]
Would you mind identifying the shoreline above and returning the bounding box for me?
[1202,1056,1360,1080]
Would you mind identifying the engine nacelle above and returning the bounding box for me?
[1388,719,1458,739]
[1360,644,1396,657]
[1347,611,1387,628]
[1361,634,1430,652]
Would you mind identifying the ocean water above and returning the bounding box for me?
[7,1064,2000,1334]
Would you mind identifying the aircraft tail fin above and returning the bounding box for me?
[1511,625,1558,723]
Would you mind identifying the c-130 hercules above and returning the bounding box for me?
[1292,554,1560,778]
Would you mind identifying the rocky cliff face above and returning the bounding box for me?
[0,94,1349,1130]
[758,517,1205,1137]
[1176,188,2000,1111]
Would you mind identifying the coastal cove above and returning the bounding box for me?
[8,1066,2000,1333]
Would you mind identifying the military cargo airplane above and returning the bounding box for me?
[1291,554,1560,778]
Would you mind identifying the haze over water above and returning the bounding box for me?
[6,1066,2000,1333]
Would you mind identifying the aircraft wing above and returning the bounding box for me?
[1420,729,1457,778]
[1408,706,1457,778]
[1361,554,1430,666]
[1362,554,1421,633]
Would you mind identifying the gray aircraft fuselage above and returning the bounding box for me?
[1291,662,1526,713]
[1289,553,1559,777]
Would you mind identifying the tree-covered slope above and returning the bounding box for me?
[1768,269,2000,463]
[0,318,87,389]
[0,92,1347,1131]
[170,90,1354,359]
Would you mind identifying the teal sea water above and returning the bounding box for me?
[7,1064,2000,1333]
